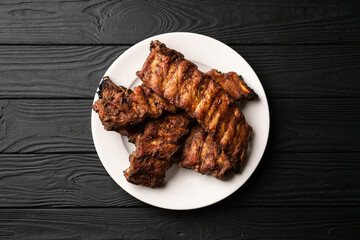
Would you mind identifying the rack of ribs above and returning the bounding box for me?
[136,40,253,171]
[124,113,192,187]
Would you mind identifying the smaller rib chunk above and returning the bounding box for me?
[92,77,176,131]
[206,69,258,101]
[179,125,233,180]
[124,113,192,187]
[124,154,173,188]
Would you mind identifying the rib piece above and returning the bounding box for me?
[124,113,192,187]
[179,125,233,179]
[124,154,172,188]
[137,40,253,171]
[206,69,258,101]
[92,77,176,131]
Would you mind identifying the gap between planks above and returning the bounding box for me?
[0,43,359,47]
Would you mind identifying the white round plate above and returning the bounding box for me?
[91,32,269,210]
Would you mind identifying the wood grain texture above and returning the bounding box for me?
[0,154,141,207]
[222,151,360,207]
[0,0,359,44]
[0,208,359,239]
[1,0,359,238]
[268,98,360,152]
[0,99,94,153]
[0,98,359,153]
[0,45,127,99]
[1,44,360,99]
[0,152,359,208]
[237,45,360,99]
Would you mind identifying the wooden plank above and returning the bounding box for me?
[0,99,94,153]
[0,208,359,239]
[268,98,360,152]
[0,152,359,208]
[222,152,360,207]
[0,44,359,99]
[236,45,360,99]
[0,98,359,153]
[0,0,359,44]
[0,46,127,98]
[0,154,141,207]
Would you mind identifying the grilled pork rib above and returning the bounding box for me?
[136,40,253,171]
[124,113,192,187]
[179,125,233,179]
[92,77,176,131]
[206,69,257,102]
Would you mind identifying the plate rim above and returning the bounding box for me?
[91,32,270,210]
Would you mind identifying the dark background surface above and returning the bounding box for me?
[0,0,360,239]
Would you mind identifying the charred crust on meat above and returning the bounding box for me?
[137,40,254,177]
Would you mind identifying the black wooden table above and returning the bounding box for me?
[1,1,360,239]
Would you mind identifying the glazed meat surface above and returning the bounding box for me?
[124,113,192,187]
[124,154,173,188]
[179,125,233,179]
[137,40,253,171]
[92,77,176,131]
[206,69,258,102]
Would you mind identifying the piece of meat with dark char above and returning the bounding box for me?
[206,69,258,102]
[136,40,253,171]
[124,154,172,188]
[92,77,176,131]
[92,77,176,142]
[179,125,233,179]
[124,113,192,187]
